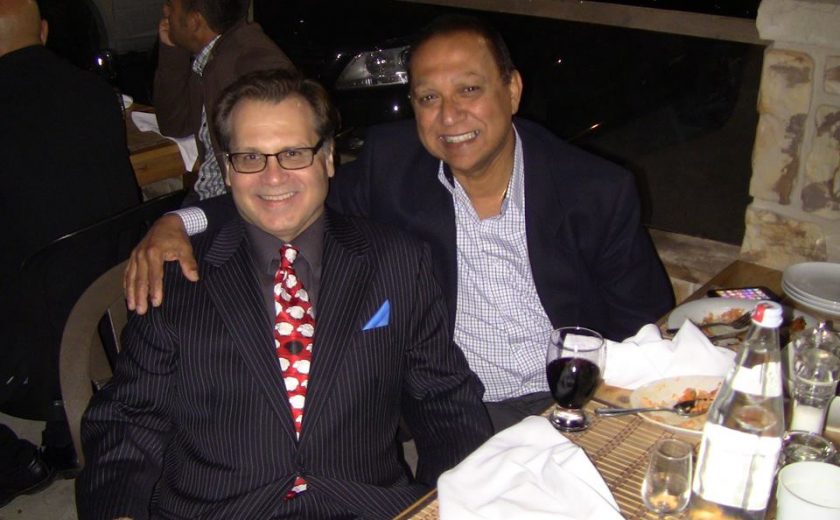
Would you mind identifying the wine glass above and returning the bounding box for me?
[641,438,693,517]
[545,326,606,431]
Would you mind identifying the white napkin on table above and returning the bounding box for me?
[603,322,735,390]
[437,416,623,520]
[130,111,198,171]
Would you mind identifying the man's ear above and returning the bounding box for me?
[223,159,232,186]
[325,141,335,178]
[185,9,205,34]
[508,70,523,115]
[39,20,48,45]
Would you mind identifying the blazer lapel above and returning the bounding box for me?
[520,120,582,328]
[299,211,374,435]
[204,220,298,441]
[402,160,458,329]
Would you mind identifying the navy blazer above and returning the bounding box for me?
[77,210,491,519]
[329,118,674,341]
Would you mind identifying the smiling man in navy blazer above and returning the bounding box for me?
[76,69,491,520]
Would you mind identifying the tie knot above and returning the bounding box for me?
[280,244,299,269]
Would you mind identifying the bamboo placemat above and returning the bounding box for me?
[395,402,692,520]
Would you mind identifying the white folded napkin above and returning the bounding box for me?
[437,416,623,520]
[603,322,735,390]
[130,111,198,171]
[121,93,133,110]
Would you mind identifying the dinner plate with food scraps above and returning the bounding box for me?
[666,297,816,344]
[629,375,723,436]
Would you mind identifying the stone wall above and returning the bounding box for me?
[744,0,840,270]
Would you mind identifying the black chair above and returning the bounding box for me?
[0,189,186,422]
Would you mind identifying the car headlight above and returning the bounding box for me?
[335,45,409,90]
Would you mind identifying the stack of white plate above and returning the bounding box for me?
[782,262,840,318]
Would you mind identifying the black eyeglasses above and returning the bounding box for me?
[224,138,325,173]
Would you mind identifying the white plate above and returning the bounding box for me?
[783,262,840,304]
[783,279,840,310]
[666,297,818,332]
[629,375,723,436]
[783,282,840,318]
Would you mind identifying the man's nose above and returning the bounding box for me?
[261,155,291,182]
[439,96,464,125]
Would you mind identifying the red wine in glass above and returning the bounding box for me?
[546,326,605,431]
[546,357,601,408]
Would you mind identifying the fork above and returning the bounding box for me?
[665,310,753,336]
[691,311,753,330]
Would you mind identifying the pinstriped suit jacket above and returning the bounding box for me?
[76,210,491,520]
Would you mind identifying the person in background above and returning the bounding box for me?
[124,15,674,432]
[154,0,296,202]
[77,69,491,519]
[0,0,140,505]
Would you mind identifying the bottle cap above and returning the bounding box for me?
[752,300,783,328]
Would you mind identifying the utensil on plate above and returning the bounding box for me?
[664,311,752,336]
[595,399,703,418]
[694,311,753,330]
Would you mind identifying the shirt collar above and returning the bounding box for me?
[244,214,326,277]
[191,34,222,76]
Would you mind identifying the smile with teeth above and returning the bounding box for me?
[440,130,479,144]
[259,192,295,202]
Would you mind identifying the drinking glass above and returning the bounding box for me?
[641,438,693,517]
[790,347,840,433]
[545,326,605,432]
[784,322,840,396]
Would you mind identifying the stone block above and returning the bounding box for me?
[758,48,813,117]
[802,105,840,214]
[752,112,805,204]
[740,205,828,270]
[826,56,840,95]
[758,0,840,48]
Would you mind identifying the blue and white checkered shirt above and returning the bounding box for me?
[191,35,226,200]
[438,127,554,402]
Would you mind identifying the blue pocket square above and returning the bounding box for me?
[362,300,390,330]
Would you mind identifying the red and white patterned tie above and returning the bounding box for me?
[274,244,314,498]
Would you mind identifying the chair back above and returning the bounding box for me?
[59,260,128,467]
[1,189,186,421]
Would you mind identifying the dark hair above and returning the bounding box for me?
[214,69,339,151]
[182,0,249,34]
[407,14,516,84]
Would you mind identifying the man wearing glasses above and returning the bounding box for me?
[77,70,490,519]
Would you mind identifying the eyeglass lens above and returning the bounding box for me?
[230,149,316,173]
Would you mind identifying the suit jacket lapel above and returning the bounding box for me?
[402,159,458,329]
[300,211,373,435]
[520,120,581,328]
[204,220,298,441]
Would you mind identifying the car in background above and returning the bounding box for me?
[89,0,163,53]
[37,0,161,103]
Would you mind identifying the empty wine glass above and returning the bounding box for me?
[642,438,693,517]
[545,326,605,432]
